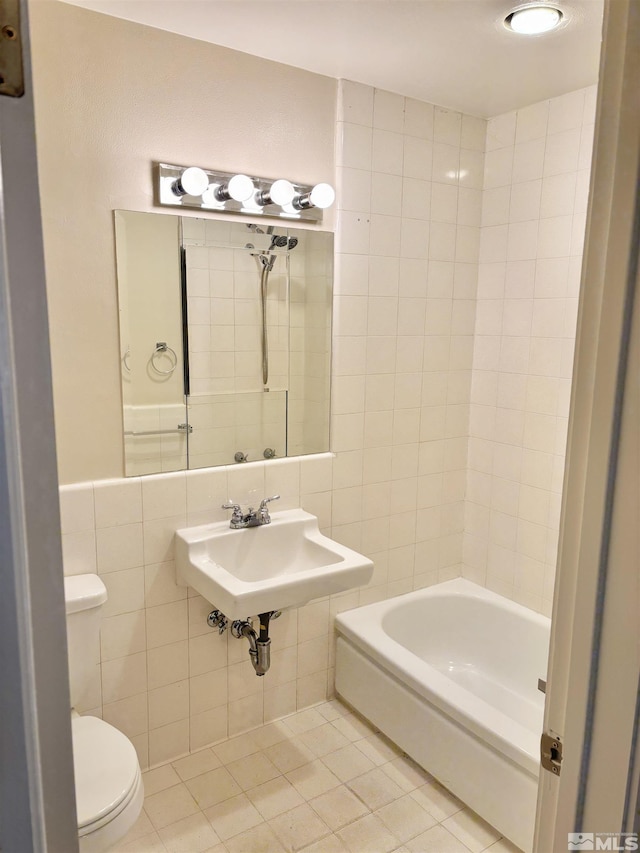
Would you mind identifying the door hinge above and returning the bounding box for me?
[541,731,563,776]
[0,0,23,97]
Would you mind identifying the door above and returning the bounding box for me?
[534,0,640,848]
[0,1,78,850]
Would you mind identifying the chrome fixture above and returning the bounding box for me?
[234,451,249,463]
[171,166,209,197]
[231,619,271,676]
[150,341,178,376]
[263,448,277,459]
[213,173,254,203]
[222,494,280,528]
[207,609,228,634]
[156,163,335,223]
[503,4,564,34]
[206,610,281,676]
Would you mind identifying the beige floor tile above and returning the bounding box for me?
[286,759,341,800]
[247,776,305,820]
[486,837,522,853]
[384,756,432,792]
[309,785,369,830]
[410,781,464,822]
[204,792,264,841]
[213,732,261,764]
[225,822,287,853]
[145,783,200,830]
[331,713,376,742]
[282,707,327,735]
[185,766,242,809]
[336,813,399,853]
[158,812,220,853]
[266,737,316,773]
[299,722,351,758]
[442,808,502,853]
[113,809,154,846]
[269,802,331,852]
[321,743,376,783]
[111,830,168,853]
[347,767,406,811]
[354,733,402,766]
[315,701,351,723]
[299,832,349,852]
[227,750,281,790]
[252,721,293,749]
[375,793,438,843]
[143,764,182,796]
[406,824,471,852]
[172,748,221,781]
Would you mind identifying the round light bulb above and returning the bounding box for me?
[179,167,209,196]
[268,179,296,206]
[506,5,562,34]
[309,183,335,209]
[227,174,255,202]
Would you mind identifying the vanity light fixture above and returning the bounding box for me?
[504,3,564,34]
[171,166,209,197]
[257,179,296,207]
[156,162,335,222]
[294,182,336,211]
[214,173,255,203]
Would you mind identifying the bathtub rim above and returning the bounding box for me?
[334,578,550,777]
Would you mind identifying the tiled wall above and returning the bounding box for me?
[332,81,485,594]
[462,86,597,615]
[60,456,344,770]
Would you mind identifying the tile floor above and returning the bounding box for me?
[113,700,522,853]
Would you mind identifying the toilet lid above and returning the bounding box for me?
[72,716,140,830]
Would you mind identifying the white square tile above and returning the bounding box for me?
[373,89,404,132]
[59,483,94,534]
[94,479,142,528]
[96,523,143,573]
[340,122,373,170]
[340,80,374,126]
[404,98,434,139]
[373,129,404,175]
[142,473,187,521]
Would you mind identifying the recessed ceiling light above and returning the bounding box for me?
[504,4,564,35]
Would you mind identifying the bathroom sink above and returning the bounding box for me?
[175,509,373,619]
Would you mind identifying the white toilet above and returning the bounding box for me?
[64,573,144,852]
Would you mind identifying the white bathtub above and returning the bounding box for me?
[334,578,550,852]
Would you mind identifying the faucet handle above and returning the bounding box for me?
[259,494,280,510]
[222,501,242,512]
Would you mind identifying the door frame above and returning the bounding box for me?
[534,0,640,847]
[0,1,78,850]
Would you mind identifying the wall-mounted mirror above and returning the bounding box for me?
[115,210,333,474]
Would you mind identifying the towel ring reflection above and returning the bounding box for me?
[151,341,178,376]
[122,346,131,373]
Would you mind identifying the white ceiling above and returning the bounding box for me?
[62,0,604,117]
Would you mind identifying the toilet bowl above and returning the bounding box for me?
[65,574,144,851]
[72,715,144,852]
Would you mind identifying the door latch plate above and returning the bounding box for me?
[541,732,563,775]
[0,0,23,97]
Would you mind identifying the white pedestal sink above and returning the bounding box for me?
[175,509,373,619]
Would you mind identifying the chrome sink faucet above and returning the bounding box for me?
[222,495,280,529]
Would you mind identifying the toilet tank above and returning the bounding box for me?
[64,574,107,708]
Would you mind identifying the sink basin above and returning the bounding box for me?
[175,509,373,619]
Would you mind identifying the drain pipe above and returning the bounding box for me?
[231,612,273,676]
